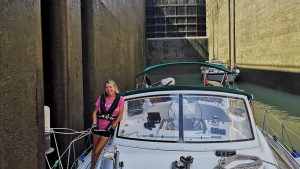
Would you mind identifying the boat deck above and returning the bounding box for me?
[271,148,292,169]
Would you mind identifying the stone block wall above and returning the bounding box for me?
[207,0,300,72]
[234,0,300,73]
[207,0,300,95]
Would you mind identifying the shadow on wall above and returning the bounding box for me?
[239,68,300,96]
[147,38,208,66]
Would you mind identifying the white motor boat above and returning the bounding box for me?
[203,60,240,83]
[76,62,299,169]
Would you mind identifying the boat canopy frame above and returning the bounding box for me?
[135,61,234,89]
[122,85,253,100]
[137,62,232,77]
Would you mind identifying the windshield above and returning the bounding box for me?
[118,95,179,141]
[182,95,253,142]
[117,94,253,142]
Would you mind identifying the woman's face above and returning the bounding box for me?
[105,83,116,97]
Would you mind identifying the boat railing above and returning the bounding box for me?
[260,106,300,168]
[44,128,92,169]
[261,107,300,152]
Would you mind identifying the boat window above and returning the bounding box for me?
[118,95,179,141]
[182,95,253,142]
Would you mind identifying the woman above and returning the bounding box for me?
[90,80,125,169]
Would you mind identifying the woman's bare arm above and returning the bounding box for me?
[112,105,124,128]
[92,107,98,124]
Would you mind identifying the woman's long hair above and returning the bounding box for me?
[104,79,120,94]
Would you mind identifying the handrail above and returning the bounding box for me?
[261,106,300,152]
[263,107,300,141]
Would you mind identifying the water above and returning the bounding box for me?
[236,82,300,151]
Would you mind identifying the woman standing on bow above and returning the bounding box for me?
[90,80,125,169]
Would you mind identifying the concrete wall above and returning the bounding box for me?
[235,0,300,73]
[0,1,44,168]
[82,0,146,128]
[0,0,146,167]
[147,38,208,66]
[207,0,300,95]
[207,0,231,66]
[41,0,145,165]
[42,0,84,164]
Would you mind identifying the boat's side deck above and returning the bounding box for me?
[271,148,293,169]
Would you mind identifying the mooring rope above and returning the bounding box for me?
[45,128,92,169]
[214,154,279,169]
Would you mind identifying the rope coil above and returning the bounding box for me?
[214,154,279,169]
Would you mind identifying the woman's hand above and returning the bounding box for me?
[90,123,97,133]
[106,125,115,134]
